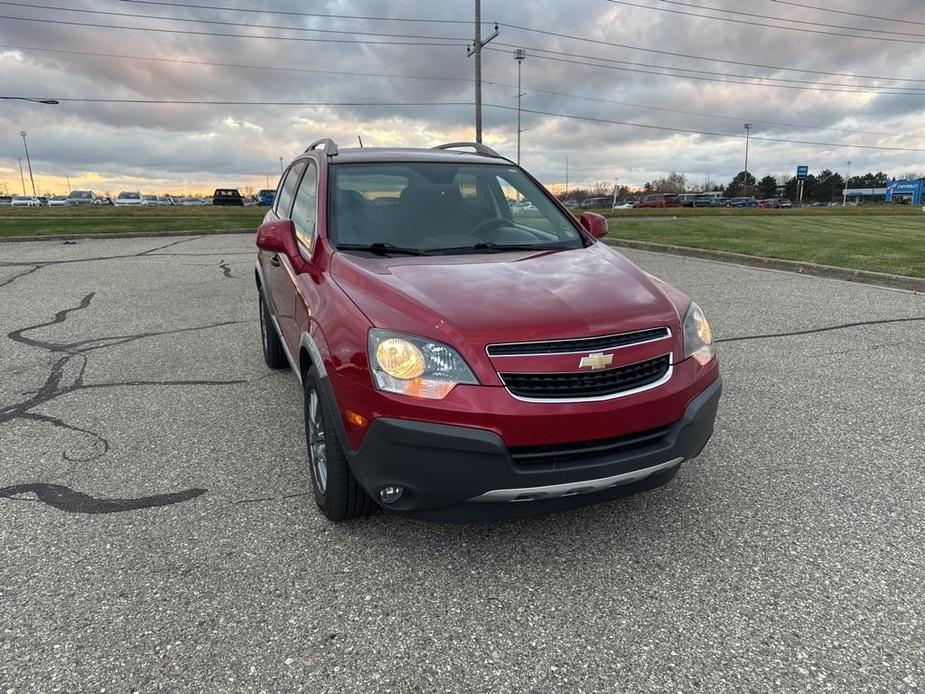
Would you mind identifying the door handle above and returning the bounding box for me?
[269,253,281,267]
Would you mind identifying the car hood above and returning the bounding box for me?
[330,242,683,349]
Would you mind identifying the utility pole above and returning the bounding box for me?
[467,0,498,144]
[611,178,619,210]
[20,131,37,199]
[514,49,526,164]
[743,123,752,197]
[18,158,26,195]
[65,175,71,192]
[565,156,569,199]
[842,160,851,206]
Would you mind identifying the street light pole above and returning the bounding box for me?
[842,160,852,206]
[743,123,752,197]
[20,131,37,199]
[514,49,526,165]
[18,158,26,196]
[611,178,619,211]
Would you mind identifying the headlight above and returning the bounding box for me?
[368,329,478,399]
[682,302,715,366]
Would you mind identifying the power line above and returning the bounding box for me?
[6,42,916,140]
[103,0,925,84]
[498,21,925,84]
[1,98,474,106]
[492,43,925,94]
[653,0,925,38]
[0,14,468,46]
[117,0,474,24]
[483,103,925,153]
[485,48,925,96]
[767,0,925,28]
[0,2,470,42]
[5,92,924,152]
[606,0,925,45]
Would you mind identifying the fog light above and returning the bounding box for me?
[379,486,404,504]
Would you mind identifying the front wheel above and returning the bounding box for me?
[304,368,375,522]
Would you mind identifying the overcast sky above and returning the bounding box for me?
[1,0,924,195]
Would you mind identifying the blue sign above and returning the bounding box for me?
[796,165,808,180]
[885,179,924,206]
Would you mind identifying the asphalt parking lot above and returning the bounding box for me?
[1,233,923,693]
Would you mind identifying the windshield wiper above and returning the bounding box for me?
[336,242,427,256]
[432,242,571,254]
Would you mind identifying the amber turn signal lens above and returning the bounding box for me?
[345,410,368,428]
[375,338,426,379]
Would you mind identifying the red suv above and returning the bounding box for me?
[256,140,721,522]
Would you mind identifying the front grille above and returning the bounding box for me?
[509,423,675,469]
[501,354,670,400]
[487,327,669,356]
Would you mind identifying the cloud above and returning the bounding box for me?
[0,0,923,194]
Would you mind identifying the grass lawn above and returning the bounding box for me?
[0,206,265,238]
[605,208,925,278]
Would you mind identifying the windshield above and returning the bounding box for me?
[329,162,585,254]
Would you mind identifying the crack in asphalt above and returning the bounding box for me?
[218,258,235,279]
[716,316,925,343]
[0,482,207,513]
[0,235,253,289]
[1,292,249,464]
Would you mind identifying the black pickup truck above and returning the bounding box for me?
[212,188,244,206]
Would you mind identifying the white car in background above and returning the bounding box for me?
[11,195,40,207]
[48,196,69,207]
[141,194,160,206]
[180,197,203,206]
[67,190,97,206]
[114,191,143,206]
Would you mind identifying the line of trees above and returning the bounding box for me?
[556,170,917,204]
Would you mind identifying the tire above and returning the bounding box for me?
[259,291,288,370]
[304,368,376,522]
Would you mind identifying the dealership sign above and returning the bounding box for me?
[796,165,808,180]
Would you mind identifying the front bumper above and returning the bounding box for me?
[344,377,721,521]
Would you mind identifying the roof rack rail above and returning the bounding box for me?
[305,138,339,156]
[432,142,502,158]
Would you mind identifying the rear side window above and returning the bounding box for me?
[275,161,306,217]
[290,163,318,253]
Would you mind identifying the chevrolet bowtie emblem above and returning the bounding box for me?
[579,352,613,370]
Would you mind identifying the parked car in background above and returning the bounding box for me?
[777,198,793,208]
[0,196,11,206]
[634,194,681,208]
[68,191,96,206]
[47,195,68,207]
[180,197,204,206]
[709,198,728,207]
[727,197,758,208]
[140,194,159,206]
[257,189,276,207]
[691,196,713,208]
[612,201,634,209]
[37,196,48,206]
[11,195,40,207]
[213,188,243,206]
[114,191,143,206]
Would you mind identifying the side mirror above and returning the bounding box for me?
[579,212,609,239]
[256,219,299,260]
